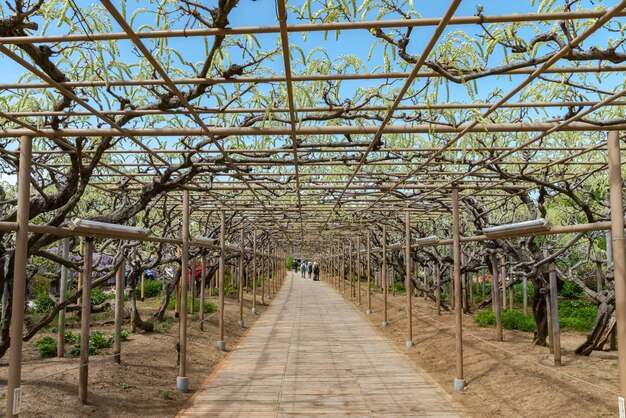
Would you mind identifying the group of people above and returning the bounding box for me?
[292,260,320,280]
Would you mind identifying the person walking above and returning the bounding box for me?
[313,262,320,281]
[292,259,298,273]
[307,262,313,279]
[300,261,306,278]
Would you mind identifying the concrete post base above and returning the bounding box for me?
[238,320,244,328]
[251,307,257,315]
[454,377,466,392]
[405,341,414,349]
[217,340,226,351]
[176,376,189,393]
[366,309,372,315]
[381,321,388,328]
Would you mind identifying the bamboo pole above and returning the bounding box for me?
[367,235,372,315]
[200,254,206,331]
[452,187,465,391]
[252,230,257,315]
[349,240,354,299]
[382,225,388,328]
[608,130,626,406]
[405,212,414,349]
[357,237,361,305]
[239,229,244,328]
[57,237,70,358]
[79,238,93,404]
[177,190,190,392]
[6,136,31,417]
[492,255,503,342]
[140,271,145,302]
[217,211,226,351]
[436,263,441,315]
[114,260,125,363]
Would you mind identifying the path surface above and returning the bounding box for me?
[179,273,462,417]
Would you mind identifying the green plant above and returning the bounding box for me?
[64,330,77,344]
[89,331,112,350]
[167,296,218,313]
[70,338,97,357]
[559,299,597,332]
[148,316,172,333]
[35,336,57,358]
[90,288,109,305]
[475,310,536,332]
[561,281,584,298]
[120,329,131,342]
[33,293,54,313]
[159,390,174,401]
[137,280,163,298]
[393,280,405,293]
[223,283,238,297]
[120,382,130,390]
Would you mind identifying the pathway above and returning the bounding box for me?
[178,273,462,417]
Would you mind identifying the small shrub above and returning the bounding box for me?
[89,331,112,350]
[561,281,584,298]
[167,296,217,313]
[137,280,163,298]
[559,299,597,332]
[35,336,57,358]
[475,310,496,327]
[223,283,238,297]
[33,293,54,313]
[70,337,97,357]
[120,382,130,390]
[475,310,536,332]
[90,288,109,305]
[393,281,405,293]
[202,300,217,313]
[120,329,131,342]
[148,317,172,334]
[64,331,77,344]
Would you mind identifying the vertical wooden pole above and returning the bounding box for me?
[217,211,226,351]
[261,240,266,305]
[114,260,125,363]
[177,190,190,392]
[349,240,354,299]
[382,225,388,327]
[140,271,145,302]
[523,276,528,315]
[543,247,554,353]
[367,235,372,314]
[405,213,413,348]
[239,229,244,327]
[501,259,507,312]
[7,136,31,417]
[549,259,561,366]
[452,187,465,391]
[252,230,257,314]
[482,273,486,302]
[491,255,503,342]
[79,237,94,404]
[509,268,514,311]
[57,236,70,358]
[436,263,441,315]
[357,237,361,305]
[200,254,207,330]
[77,240,84,306]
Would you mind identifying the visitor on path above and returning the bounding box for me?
[307,262,313,278]
[292,259,298,273]
[300,262,306,278]
[313,262,320,281]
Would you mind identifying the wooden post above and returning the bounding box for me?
[501,259,507,312]
[79,237,94,404]
[239,229,244,327]
[261,241,266,305]
[482,273,486,302]
[217,211,226,351]
[435,263,441,315]
[522,276,528,315]
[452,187,465,391]
[6,136,31,417]
[367,234,372,315]
[491,255,503,342]
[252,230,257,314]
[382,225,388,327]
[57,236,70,358]
[543,246,554,353]
[140,271,145,302]
[349,240,353,299]
[405,212,413,348]
[114,260,125,363]
[200,255,207,331]
[357,237,361,305]
[77,239,84,306]
[549,259,561,366]
[190,260,196,315]
[177,190,190,392]
[608,130,626,403]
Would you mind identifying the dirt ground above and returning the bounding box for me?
[1,280,620,417]
[0,289,269,417]
[347,286,619,417]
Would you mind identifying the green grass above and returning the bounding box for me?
[167,296,217,313]
[474,298,598,333]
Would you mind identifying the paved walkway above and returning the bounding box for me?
[179,273,462,417]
